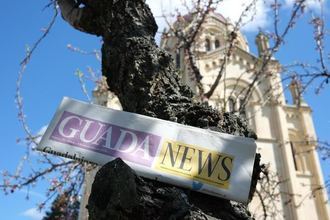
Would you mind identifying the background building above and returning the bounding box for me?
[161,11,330,220]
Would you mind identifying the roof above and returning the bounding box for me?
[176,10,228,25]
[161,10,250,52]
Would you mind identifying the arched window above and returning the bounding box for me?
[215,39,220,48]
[228,98,236,112]
[239,98,246,117]
[290,141,303,172]
[205,39,211,51]
[175,50,180,69]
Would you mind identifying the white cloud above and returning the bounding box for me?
[21,208,44,220]
[284,0,325,10]
[16,125,48,148]
[146,0,270,34]
[217,0,270,32]
[146,0,182,17]
[146,0,185,42]
[34,125,48,145]
[18,189,46,199]
[29,125,48,156]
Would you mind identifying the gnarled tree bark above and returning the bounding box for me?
[57,0,261,219]
[87,157,260,220]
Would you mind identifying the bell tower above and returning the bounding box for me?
[161,11,330,220]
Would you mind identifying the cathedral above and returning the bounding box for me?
[160,11,330,220]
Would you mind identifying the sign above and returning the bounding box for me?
[38,97,257,203]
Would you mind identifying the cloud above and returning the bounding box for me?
[146,0,270,34]
[146,0,328,35]
[29,125,48,156]
[217,0,270,32]
[284,0,325,10]
[34,125,48,145]
[21,208,44,220]
[146,0,182,17]
[18,188,46,200]
[16,125,48,148]
[146,0,184,42]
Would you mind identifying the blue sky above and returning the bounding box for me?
[0,1,329,220]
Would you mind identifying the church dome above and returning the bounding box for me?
[164,10,250,53]
[202,11,250,52]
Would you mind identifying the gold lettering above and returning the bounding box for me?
[218,156,233,181]
[160,141,183,167]
[179,146,195,172]
[156,139,234,189]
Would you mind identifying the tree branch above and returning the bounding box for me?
[57,0,101,35]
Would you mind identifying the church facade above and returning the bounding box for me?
[160,12,330,220]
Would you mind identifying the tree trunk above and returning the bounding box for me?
[57,0,261,219]
[87,157,260,220]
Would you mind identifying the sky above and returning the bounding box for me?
[0,0,329,219]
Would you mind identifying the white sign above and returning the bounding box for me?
[38,97,257,203]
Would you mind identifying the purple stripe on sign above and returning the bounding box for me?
[50,111,161,167]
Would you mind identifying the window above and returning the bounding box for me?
[290,141,303,172]
[239,98,246,117]
[215,39,220,48]
[175,50,180,69]
[205,39,211,51]
[228,98,236,112]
